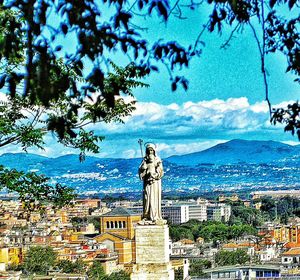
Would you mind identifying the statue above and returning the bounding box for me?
[138,143,165,224]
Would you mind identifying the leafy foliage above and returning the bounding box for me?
[87,262,130,280]
[174,267,183,280]
[169,219,257,243]
[0,62,144,156]
[271,102,300,141]
[0,0,299,134]
[0,165,75,211]
[198,223,256,243]
[189,259,212,277]
[215,249,250,266]
[87,261,106,279]
[228,201,264,227]
[0,59,145,208]
[23,246,57,275]
[70,216,101,230]
[206,0,299,76]
[0,1,192,108]
[259,195,300,223]
[108,271,130,280]
[56,259,86,274]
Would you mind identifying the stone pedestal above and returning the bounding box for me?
[131,224,174,280]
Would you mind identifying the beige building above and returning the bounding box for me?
[96,207,141,264]
[252,190,300,200]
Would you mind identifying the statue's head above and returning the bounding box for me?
[145,143,156,156]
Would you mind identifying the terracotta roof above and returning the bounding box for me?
[284,242,300,249]
[102,207,140,217]
[282,248,300,256]
[179,239,194,245]
[238,242,254,247]
[223,242,254,249]
[223,243,239,249]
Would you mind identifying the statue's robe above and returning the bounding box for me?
[139,156,163,222]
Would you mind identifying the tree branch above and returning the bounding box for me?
[193,20,210,53]
[249,17,272,117]
[24,0,34,97]
[220,23,241,50]
[0,135,21,147]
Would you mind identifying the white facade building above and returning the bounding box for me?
[128,199,231,224]
[207,203,231,222]
[188,201,207,221]
[128,205,189,225]
[162,205,189,225]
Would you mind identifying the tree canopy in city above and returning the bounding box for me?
[169,220,257,242]
[215,249,250,266]
[23,246,57,275]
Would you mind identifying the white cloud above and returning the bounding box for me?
[0,96,297,158]
[96,97,278,136]
[121,149,138,158]
[282,141,300,146]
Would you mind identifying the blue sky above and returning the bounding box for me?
[2,3,300,158]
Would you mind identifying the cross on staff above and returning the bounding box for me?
[138,139,143,158]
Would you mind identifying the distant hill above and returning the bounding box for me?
[166,139,300,166]
[0,140,299,195]
[1,140,299,171]
[0,153,141,175]
[0,153,50,171]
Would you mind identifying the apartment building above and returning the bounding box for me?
[188,199,207,221]
[162,205,189,224]
[207,203,231,222]
[252,190,300,200]
[128,199,231,224]
[127,205,189,225]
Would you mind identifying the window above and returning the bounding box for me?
[119,221,122,228]
[106,221,109,229]
[123,221,126,228]
[115,221,118,228]
[256,271,263,277]
[110,221,114,228]
[264,271,272,277]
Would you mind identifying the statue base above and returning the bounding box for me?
[137,218,167,226]
[131,224,174,280]
[131,263,174,280]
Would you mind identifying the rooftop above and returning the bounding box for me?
[205,264,281,273]
[282,248,300,256]
[102,207,140,217]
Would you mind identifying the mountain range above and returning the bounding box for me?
[0,139,299,196]
[167,139,300,166]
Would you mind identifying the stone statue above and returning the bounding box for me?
[138,143,165,224]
